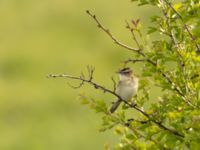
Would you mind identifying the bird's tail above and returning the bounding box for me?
[110,100,121,113]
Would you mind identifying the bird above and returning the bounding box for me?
[110,67,139,113]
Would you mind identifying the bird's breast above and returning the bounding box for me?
[116,83,137,101]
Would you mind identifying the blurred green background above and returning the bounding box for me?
[0,0,155,149]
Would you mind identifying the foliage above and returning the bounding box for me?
[51,0,200,149]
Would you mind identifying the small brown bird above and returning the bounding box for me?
[110,68,139,113]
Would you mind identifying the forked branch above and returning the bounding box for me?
[86,10,140,52]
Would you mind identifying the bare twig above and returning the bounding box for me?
[87,65,95,81]
[125,20,141,50]
[111,77,117,92]
[86,10,140,52]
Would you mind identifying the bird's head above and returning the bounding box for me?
[117,68,133,80]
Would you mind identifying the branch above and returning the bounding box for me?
[47,71,184,138]
[125,20,141,50]
[86,10,140,52]
[123,58,147,65]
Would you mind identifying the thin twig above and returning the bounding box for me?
[123,58,147,65]
[86,10,140,52]
[111,77,117,92]
[125,20,141,50]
